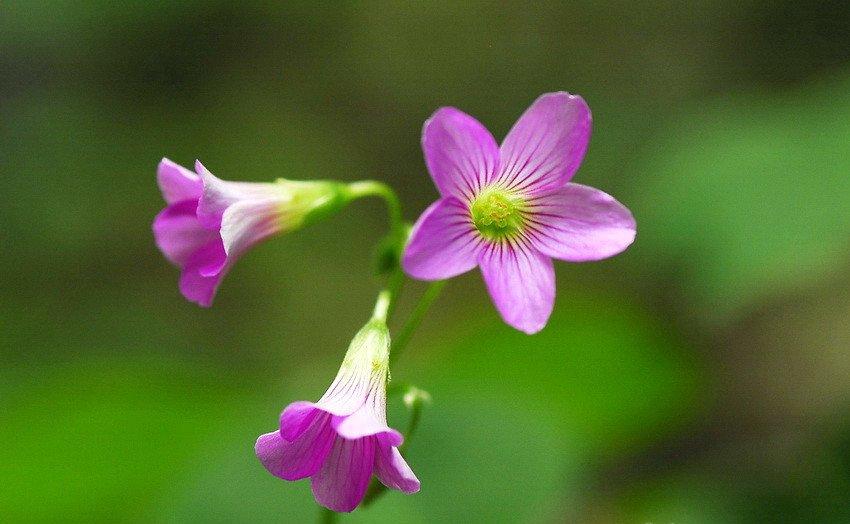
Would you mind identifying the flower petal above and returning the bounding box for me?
[255,431,288,476]
[195,160,288,229]
[178,239,228,307]
[525,183,636,262]
[315,370,372,418]
[311,435,376,512]
[422,107,500,200]
[195,162,237,229]
[374,444,420,494]
[479,241,555,334]
[402,198,484,280]
[157,158,202,204]
[280,401,322,442]
[498,92,591,195]
[333,402,403,447]
[153,200,217,266]
[256,412,336,481]
[315,322,391,417]
[219,198,285,257]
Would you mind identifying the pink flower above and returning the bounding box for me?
[255,320,419,512]
[403,92,636,334]
[153,159,344,306]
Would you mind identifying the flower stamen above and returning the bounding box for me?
[470,187,526,241]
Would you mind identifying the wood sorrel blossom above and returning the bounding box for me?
[255,318,419,513]
[403,92,636,334]
[153,158,346,306]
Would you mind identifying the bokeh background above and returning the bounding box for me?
[3,1,850,522]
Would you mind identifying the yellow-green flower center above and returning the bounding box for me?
[470,187,526,240]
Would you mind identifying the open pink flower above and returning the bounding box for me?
[153,158,343,306]
[255,321,419,512]
[403,92,636,334]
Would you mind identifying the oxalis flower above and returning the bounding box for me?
[153,159,346,306]
[403,92,636,334]
[255,319,419,512]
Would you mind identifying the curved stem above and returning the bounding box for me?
[399,396,425,453]
[344,180,407,319]
[385,266,405,322]
[345,180,404,237]
[389,280,447,365]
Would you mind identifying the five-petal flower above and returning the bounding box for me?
[403,92,636,334]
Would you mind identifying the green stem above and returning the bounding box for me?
[371,288,392,323]
[345,180,404,237]
[385,266,405,322]
[319,507,338,524]
[400,395,425,453]
[344,180,407,323]
[369,265,405,325]
[389,280,447,365]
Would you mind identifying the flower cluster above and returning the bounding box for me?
[152,92,635,514]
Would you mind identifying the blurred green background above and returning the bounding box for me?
[3,1,850,522]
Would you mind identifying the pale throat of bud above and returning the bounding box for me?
[273,179,349,230]
[340,320,390,375]
[469,186,527,241]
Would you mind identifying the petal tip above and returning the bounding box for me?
[254,430,289,479]
[401,479,421,494]
[254,430,282,454]
[511,315,548,335]
[538,90,588,105]
[178,271,218,308]
[279,401,321,442]
[156,158,203,203]
[480,246,555,336]
[421,106,461,144]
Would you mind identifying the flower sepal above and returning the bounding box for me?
[286,179,351,230]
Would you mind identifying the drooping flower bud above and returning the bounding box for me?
[255,318,419,513]
[153,159,348,306]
